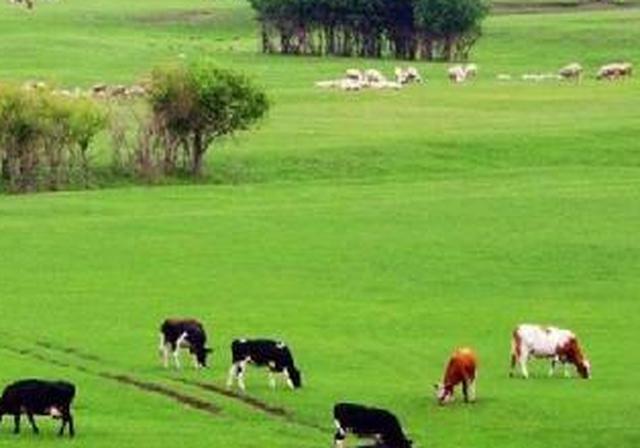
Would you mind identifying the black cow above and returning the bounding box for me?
[227,339,302,391]
[159,318,212,369]
[0,379,75,437]
[333,403,412,448]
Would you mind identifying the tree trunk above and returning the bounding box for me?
[191,132,205,177]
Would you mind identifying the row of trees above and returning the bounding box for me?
[247,0,490,61]
[0,61,269,193]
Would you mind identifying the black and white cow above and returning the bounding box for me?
[333,403,412,448]
[226,339,302,391]
[159,318,212,369]
[0,379,76,437]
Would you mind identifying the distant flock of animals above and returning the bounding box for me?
[315,67,423,91]
[21,80,148,101]
[1,320,591,447]
[317,61,633,91]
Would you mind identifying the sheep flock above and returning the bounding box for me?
[316,61,633,92]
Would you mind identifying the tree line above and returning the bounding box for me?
[247,0,490,61]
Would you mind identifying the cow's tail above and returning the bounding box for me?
[510,329,521,371]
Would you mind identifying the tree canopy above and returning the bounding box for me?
[247,0,490,60]
[148,61,269,176]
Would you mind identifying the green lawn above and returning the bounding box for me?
[0,1,639,447]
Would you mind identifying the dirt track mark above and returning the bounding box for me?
[100,373,220,415]
[36,340,105,363]
[173,378,328,433]
[174,378,289,417]
[0,344,221,416]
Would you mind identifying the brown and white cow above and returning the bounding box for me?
[434,347,478,405]
[510,324,591,379]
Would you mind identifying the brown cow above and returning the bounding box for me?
[434,347,478,405]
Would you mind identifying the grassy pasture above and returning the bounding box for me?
[1,1,640,447]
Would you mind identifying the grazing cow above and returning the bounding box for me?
[333,403,412,448]
[434,347,478,405]
[558,62,583,81]
[227,339,302,391]
[510,324,591,379]
[159,318,212,369]
[0,379,75,437]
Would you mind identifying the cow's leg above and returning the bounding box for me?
[510,339,520,377]
[237,362,247,391]
[159,334,170,368]
[462,380,469,402]
[519,352,530,379]
[58,415,67,436]
[161,345,170,368]
[549,356,559,377]
[172,348,181,369]
[26,413,38,434]
[226,363,239,388]
[333,420,347,448]
[564,362,571,378]
[173,332,188,369]
[283,368,294,390]
[268,371,276,389]
[13,414,20,434]
[61,409,74,437]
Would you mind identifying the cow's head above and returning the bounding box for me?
[433,383,453,405]
[576,359,591,379]
[286,367,302,389]
[194,347,213,368]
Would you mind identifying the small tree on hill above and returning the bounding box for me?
[148,61,269,177]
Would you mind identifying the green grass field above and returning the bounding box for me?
[1,1,639,447]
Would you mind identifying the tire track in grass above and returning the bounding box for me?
[0,344,221,416]
[171,378,329,433]
[33,339,330,434]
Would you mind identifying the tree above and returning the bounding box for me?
[246,0,489,61]
[148,61,269,177]
[414,0,489,60]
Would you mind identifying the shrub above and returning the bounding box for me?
[147,61,269,177]
[0,84,107,193]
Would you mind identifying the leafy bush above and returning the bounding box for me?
[147,61,269,176]
[0,84,107,193]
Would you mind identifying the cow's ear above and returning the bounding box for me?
[205,348,213,354]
